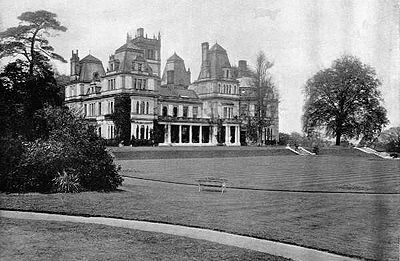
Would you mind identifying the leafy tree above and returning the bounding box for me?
[374,127,400,153]
[303,55,388,146]
[111,95,131,145]
[0,58,62,140]
[0,10,67,75]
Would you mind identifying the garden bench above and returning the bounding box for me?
[196,177,227,194]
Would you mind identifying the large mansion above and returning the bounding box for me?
[64,28,279,146]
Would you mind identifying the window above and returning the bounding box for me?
[84,104,87,116]
[173,106,178,117]
[140,101,145,114]
[162,106,168,116]
[138,63,142,72]
[183,106,188,118]
[134,78,137,89]
[98,102,102,115]
[136,101,140,114]
[193,106,198,119]
[138,79,142,89]
[108,79,116,90]
[167,71,174,84]
[108,101,114,114]
[223,107,227,118]
[143,79,147,89]
[146,102,149,114]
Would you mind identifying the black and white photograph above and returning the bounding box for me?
[0,0,399,260]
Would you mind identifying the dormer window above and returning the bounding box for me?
[138,63,142,72]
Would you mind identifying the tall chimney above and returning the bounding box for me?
[70,50,80,76]
[201,42,209,62]
[238,60,247,70]
[137,28,144,37]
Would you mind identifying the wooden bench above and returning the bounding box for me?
[196,177,227,194]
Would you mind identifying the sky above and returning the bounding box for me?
[0,0,399,133]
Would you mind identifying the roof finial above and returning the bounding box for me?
[89,50,91,55]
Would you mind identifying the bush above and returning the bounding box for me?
[0,137,26,192]
[0,106,123,193]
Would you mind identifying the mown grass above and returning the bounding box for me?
[0,217,291,261]
[118,155,400,193]
[1,179,399,261]
[1,154,399,260]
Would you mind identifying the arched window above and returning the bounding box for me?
[136,125,139,139]
[146,126,149,139]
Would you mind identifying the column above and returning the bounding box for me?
[236,126,240,145]
[189,125,193,144]
[211,126,218,144]
[199,125,203,144]
[225,125,230,144]
[167,124,171,143]
[178,125,182,143]
[164,125,168,143]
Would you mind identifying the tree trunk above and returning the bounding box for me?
[335,132,341,146]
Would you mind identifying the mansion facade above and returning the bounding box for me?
[64,28,279,146]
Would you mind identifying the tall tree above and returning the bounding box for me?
[251,51,278,145]
[303,55,388,145]
[0,10,67,75]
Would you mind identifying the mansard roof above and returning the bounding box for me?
[80,54,102,64]
[115,41,143,54]
[78,54,105,83]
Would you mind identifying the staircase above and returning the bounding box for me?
[355,147,397,159]
[286,145,316,156]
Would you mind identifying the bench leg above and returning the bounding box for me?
[198,184,201,192]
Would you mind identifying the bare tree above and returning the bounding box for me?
[251,51,278,145]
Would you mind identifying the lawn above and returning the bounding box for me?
[0,217,290,261]
[1,154,399,260]
[118,155,400,193]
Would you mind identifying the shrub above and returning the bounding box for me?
[0,106,123,193]
[0,137,26,192]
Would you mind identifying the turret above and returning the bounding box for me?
[70,50,80,76]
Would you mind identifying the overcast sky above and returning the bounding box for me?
[0,0,399,133]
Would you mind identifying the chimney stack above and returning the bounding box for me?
[137,28,144,37]
[201,42,209,63]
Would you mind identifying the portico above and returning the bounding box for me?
[159,122,240,146]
